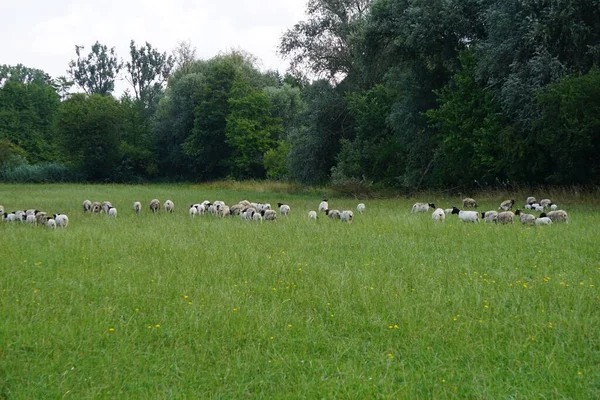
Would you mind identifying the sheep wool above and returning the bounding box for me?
[47,219,57,229]
[497,211,515,224]
[340,210,354,223]
[482,211,498,223]
[540,199,552,207]
[149,199,160,213]
[319,200,329,213]
[357,203,366,214]
[451,207,479,223]
[252,212,263,222]
[0,205,3,215]
[515,210,535,226]
[102,201,113,213]
[133,201,142,214]
[462,198,477,208]
[164,200,175,213]
[444,208,454,215]
[54,214,69,228]
[82,200,92,213]
[262,210,277,221]
[432,208,445,222]
[278,203,290,217]
[526,197,537,205]
[26,214,37,224]
[550,204,558,211]
[326,209,341,220]
[189,205,198,217]
[499,200,515,211]
[35,212,49,225]
[92,202,102,214]
[108,207,118,218]
[535,214,553,225]
[308,211,318,220]
[411,203,436,213]
[546,210,569,224]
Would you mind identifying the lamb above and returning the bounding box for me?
[149,199,161,213]
[262,209,277,221]
[47,218,57,229]
[4,212,17,222]
[252,212,263,222]
[540,199,552,207]
[26,213,37,224]
[326,209,341,220]
[515,210,535,226]
[91,202,102,214]
[189,205,198,217]
[357,203,366,214]
[411,203,436,213]
[532,204,544,212]
[15,211,26,222]
[102,201,112,213]
[108,207,118,218]
[499,199,515,211]
[535,213,553,225]
[526,197,537,205]
[444,208,454,215]
[308,211,318,220]
[164,200,175,213]
[550,204,558,211]
[318,200,329,213]
[462,198,477,208]
[546,210,569,224]
[481,211,498,223]
[497,211,515,224]
[83,200,92,213]
[451,207,479,223]
[431,208,445,222]
[340,210,354,223]
[133,201,141,214]
[54,214,69,228]
[278,203,290,217]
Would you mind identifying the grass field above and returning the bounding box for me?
[1,183,599,398]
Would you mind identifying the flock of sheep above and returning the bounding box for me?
[411,196,569,225]
[1,194,569,229]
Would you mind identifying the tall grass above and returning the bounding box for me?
[1,184,599,398]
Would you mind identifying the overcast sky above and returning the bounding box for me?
[1,0,307,93]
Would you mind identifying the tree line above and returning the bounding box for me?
[1,0,599,189]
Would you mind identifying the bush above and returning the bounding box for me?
[0,161,79,183]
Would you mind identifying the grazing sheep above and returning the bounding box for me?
[411,203,436,213]
[47,219,57,229]
[451,207,480,223]
[189,205,198,217]
[257,203,271,213]
[540,199,552,207]
[535,213,553,225]
[195,204,206,215]
[431,208,445,222]
[54,214,69,228]
[499,199,515,211]
[230,203,246,216]
[550,204,558,211]
[340,210,354,223]
[515,210,535,226]
[83,200,92,213]
[262,209,277,221]
[462,198,477,208]
[35,212,49,225]
[208,204,217,215]
[357,203,366,214]
[497,211,515,224]
[0,205,3,215]
[326,209,341,220]
[308,211,318,220]
[531,204,544,212]
[238,200,251,208]
[26,213,37,224]
[102,201,113,213]
[444,208,454,215]
[4,212,17,222]
[546,210,569,224]
[108,207,118,218]
[149,199,160,213]
[278,203,290,217]
[217,205,231,217]
[164,200,174,213]
[252,212,263,222]
[26,209,38,216]
[91,202,102,214]
[318,200,328,213]
[133,201,141,214]
[482,211,498,223]
[526,196,537,205]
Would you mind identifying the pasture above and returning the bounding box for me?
[1,183,599,398]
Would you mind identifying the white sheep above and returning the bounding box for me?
[35,212,49,225]
[149,199,161,213]
[444,208,454,215]
[47,218,57,229]
[546,210,569,224]
[499,199,515,211]
[451,207,479,223]
[482,211,498,223]
[26,209,37,216]
[526,196,537,205]
[550,204,558,211]
[462,198,477,208]
[535,213,553,225]
[252,212,263,222]
[411,203,436,213]
[530,203,544,212]
[15,210,26,222]
[189,205,198,217]
[515,210,535,226]
[54,214,69,228]
[108,207,118,218]
[318,200,329,213]
[164,200,175,213]
[308,211,317,220]
[92,202,102,214]
[431,208,445,222]
[326,209,341,220]
[230,203,245,216]
[26,213,37,224]
[357,203,365,214]
[340,210,354,223]
[0,205,4,215]
[4,212,17,222]
[497,211,515,224]
[133,201,141,214]
[278,203,290,217]
[217,205,231,217]
[102,201,113,213]
[262,210,277,221]
[83,200,92,213]
[540,199,552,207]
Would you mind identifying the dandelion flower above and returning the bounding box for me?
[108,328,115,332]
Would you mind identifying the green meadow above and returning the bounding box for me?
[1,183,599,398]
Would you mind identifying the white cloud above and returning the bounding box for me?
[1,0,307,93]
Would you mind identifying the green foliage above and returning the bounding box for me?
[57,94,123,181]
[264,141,289,179]
[535,67,600,184]
[68,42,122,96]
[0,162,77,183]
